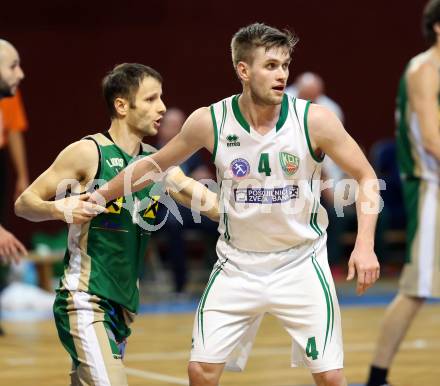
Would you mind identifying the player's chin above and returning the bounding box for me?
[268,93,283,105]
[144,126,158,137]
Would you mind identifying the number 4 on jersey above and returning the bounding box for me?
[258,153,272,176]
[306,336,319,360]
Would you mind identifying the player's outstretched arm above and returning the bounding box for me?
[165,167,219,222]
[407,61,440,161]
[308,104,380,295]
[0,224,27,264]
[90,107,214,205]
[15,140,107,224]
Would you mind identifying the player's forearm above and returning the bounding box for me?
[354,175,380,248]
[170,181,219,222]
[15,191,58,222]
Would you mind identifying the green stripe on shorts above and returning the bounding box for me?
[311,254,334,356]
[53,290,80,367]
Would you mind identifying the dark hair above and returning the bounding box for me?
[423,0,440,46]
[231,23,299,67]
[102,63,162,118]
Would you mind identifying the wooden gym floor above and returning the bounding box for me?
[0,302,439,386]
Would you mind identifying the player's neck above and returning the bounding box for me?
[108,121,142,156]
[238,91,281,134]
[431,41,440,59]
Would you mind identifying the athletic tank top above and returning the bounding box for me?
[211,94,328,252]
[60,133,161,313]
[396,56,440,183]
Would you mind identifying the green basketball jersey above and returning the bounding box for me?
[59,133,161,313]
[396,58,440,182]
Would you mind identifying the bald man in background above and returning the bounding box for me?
[285,72,344,121]
[0,39,27,264]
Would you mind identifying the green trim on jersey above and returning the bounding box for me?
[309,169,323,236]
[210,105,219,162]
[292,96,300,123]
[276,93,289,131]
[220,100,227,135]
[396,72,416,179]
[211,101,228,161]
[304,101,325,163]
[231,93,289,133]
[310,200,323,236]
[311,254,334,356]
[232,94,250,132]
[223,212,231,241]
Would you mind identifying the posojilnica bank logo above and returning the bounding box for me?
[279,152,299,176]
[230,158,250,178]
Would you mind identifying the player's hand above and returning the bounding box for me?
[0,225,27,264]
[53,193,108,224]
[346,244,380,295]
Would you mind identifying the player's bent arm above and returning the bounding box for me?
[91,107,214,204]
[165,167,219,222]
[308,105,379,242]
[308,105,380,294]
[15,140,106,223]
[407,62,440,161]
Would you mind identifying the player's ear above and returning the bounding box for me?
[434,22,440,37]
[236,61,250,83]
[114,97,129,117]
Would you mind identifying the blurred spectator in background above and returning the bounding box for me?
[285,72,344,121]
[0,90,30,202]
[286,72,353,270]
[0,38,27,335]
[154,108,217,295]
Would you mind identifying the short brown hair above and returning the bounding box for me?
[102,63,162,119]
[231,23,299,67]
[423,0,440,46]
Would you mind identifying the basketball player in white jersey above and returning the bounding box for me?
[366,2,440,385]
[92,23,381,386]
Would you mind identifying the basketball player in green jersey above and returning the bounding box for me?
[15,63,219,385]
[366,2,440,385]
[91,25,381,386]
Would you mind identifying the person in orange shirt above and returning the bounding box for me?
[0,90,29,200]
[0,39,27,264]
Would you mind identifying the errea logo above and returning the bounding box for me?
[226,134,240,147]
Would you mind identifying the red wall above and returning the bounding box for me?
[0,0,427,242]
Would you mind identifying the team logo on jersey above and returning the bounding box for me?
[230,158,250,178]
[143,195,160,219]
[106,196,124,214]
[106,157,124,169]
[279,152,299,176]
[226,134,240,147]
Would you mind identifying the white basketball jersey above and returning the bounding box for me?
[212,94,328,252]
